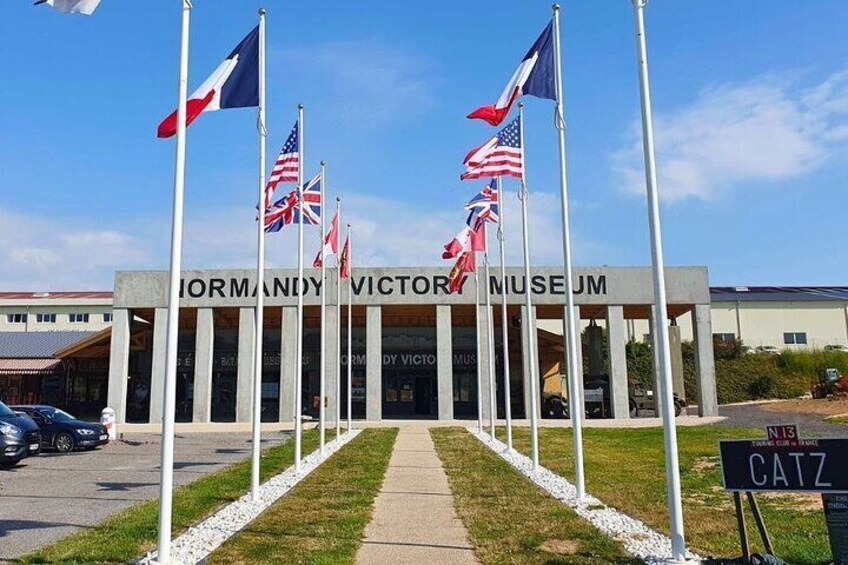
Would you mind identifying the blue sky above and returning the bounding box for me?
[1,0,847,290]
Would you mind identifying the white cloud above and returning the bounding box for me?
[0,208,153,290]
[612,68,848,201]
[277,40,438,126]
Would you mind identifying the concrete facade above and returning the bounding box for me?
[106,266,718,426]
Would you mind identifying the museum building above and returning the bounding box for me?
[102,266,719,427]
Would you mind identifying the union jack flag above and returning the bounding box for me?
[465,181,499,227]
[264,173,322,233]
[264,120,299,208]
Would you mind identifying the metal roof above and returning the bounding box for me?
[710,286,848,302]
[0,291,112,300]
[0,332,96,359]
[0,359,61,375]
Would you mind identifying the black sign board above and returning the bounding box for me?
[824,494,848,564]
[719,433,848,493]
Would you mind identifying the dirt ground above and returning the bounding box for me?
[758,397,848,418]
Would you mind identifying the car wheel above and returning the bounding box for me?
[629,400,639,418]
[0,461,19,469]
[674,403,683,417]
[55,432,75,453]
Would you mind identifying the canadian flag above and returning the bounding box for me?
[442,220,486,260]
[157,26,260,138]
[313,213,340,268]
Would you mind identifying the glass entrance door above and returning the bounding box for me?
[383,370,436,419]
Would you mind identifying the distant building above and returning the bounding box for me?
[0,292,114,333]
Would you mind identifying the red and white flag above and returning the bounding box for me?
[448,251,476,294]
[442,219,486,260]
[313,212,340,268]
[339,235,351,279]
[157,26,260,138]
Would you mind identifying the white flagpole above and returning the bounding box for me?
[157,1,191,562]
[496,176,513,451]
[318,161,327,455]
[517,103,540,470]
[250,7,267,504]
[294,103,305,472]
[474,268,483,435]
[552,3,586,500]
[631,1,690,561]
[346,224,353,433]
[484,228,496,438]
[336,198,342,437]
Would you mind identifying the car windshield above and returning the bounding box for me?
[48,409,76,422]
[0,402,15,417]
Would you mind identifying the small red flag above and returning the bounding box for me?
[448,251,476,294]
[339,235,351,279]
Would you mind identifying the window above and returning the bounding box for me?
[103,313,113,323]
[36,313,56,324]
[783,332,808,345]
[6,313,27,324]
[713,333,736,343]
[69,313,90,324]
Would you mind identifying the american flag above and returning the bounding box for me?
[461,115,523,181]
[265,120,299,208]
[264,173,322,233]
[465,181,499,226]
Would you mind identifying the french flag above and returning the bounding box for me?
[157,26,260,139]
[467,21,556,127]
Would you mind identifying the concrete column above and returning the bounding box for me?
[692,304,719,416]
[669,324,686,400]
[236,307,255,423]
[521,305,541,421]
[280,306,297,422]
[648,308,663,416]
[436,305,454,420]
[324,302,339,425]
[366,306,382,421]
[107,308,131,424]
[148,308,168,424]
[192,308,214,423]
[479,303,494,423]
[606,305,630,419]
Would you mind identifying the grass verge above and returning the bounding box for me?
[508,426,830,564]
[209,428,397,565]
[825,413,848,424]
[17,428,329,564]
[432,427,638,564]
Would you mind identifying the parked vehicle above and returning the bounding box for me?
[824,344,848,352]
[628,382,686,417]
[11,405,108,453]
[0,401,41,467]
[756,345,780,354]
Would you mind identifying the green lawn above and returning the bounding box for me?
[432,427,638,565]
[17,429,329,564]
[825,413,848,424]
[209,428,397,564]
[508,426,831,564]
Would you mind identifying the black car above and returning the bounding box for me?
[11,405,108,453]
[0,401,41,467]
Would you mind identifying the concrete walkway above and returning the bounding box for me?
[356,427,479,565]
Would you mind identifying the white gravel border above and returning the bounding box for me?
[469,428,702,565]
[138,430,361,565]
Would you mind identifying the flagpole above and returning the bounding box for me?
[474,268,483,435]
[294,103,305,472]
[318,160,327,455]
[346,224,353,433]
[631,1,690,561]
[484,228,496,439]
[517,103,540,470]
[157,1,191,562]
[336,198,342,438]
[496,176,513,451]
[249,7,267,504]
[552,3,586,500]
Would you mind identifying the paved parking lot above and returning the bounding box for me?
[0,431,291,562]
